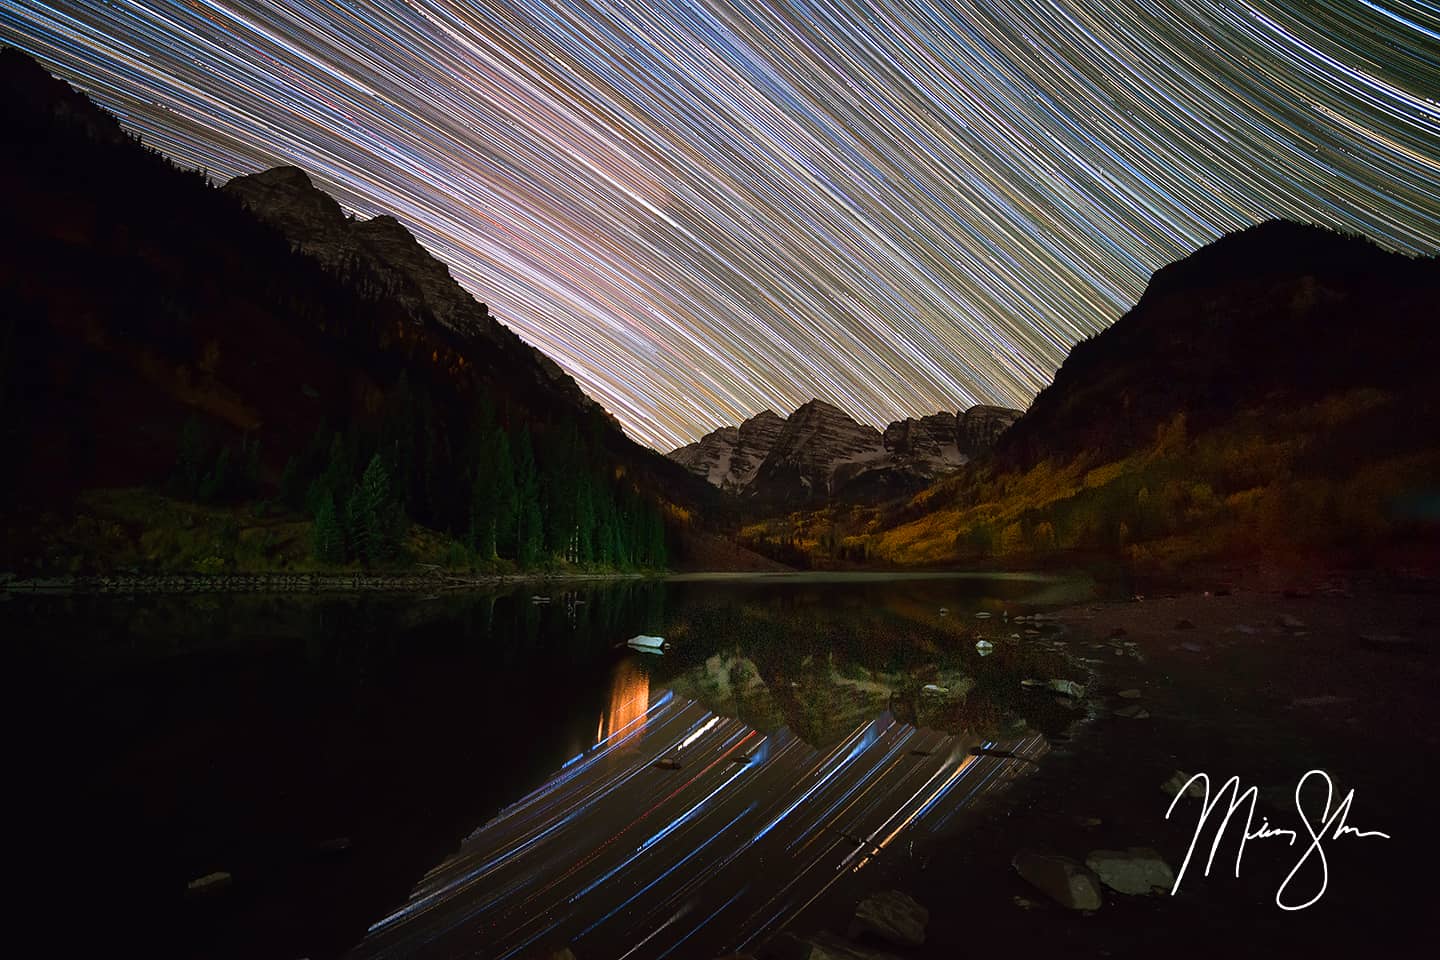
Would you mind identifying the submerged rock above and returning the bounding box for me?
[773,932,902,960]
[1114,705,1150,719]
[1117,688,1143,699]
[847,889,928,947]
[1012,850,1102,910]
[1047,679,1085,698]
[186,871,232,896]
[1085,847,1175,895]
[1163,771,1207,799]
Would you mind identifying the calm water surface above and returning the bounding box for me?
[14,572,1114,958]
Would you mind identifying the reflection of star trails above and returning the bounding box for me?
[3,1,1436,450]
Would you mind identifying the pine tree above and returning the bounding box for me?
[357,453,400,563]
[574,471,596,566]
[279,455,304,510]
[172,415,209,499]
[198,445,232,503]
[313,492,344,564]
[514,428,543,567]
[492,431,517,558]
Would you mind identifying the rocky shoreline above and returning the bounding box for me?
[0,569,651,595]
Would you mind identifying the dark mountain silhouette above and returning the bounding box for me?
[857,221,1440,568]
[0,47,725,569]
[997,220,1439,469]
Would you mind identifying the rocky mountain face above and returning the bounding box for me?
[958,405,1022,457]
[749,399,889,501]
[669,399,1022,503]
[224,166,590,410]
[668,410,786,491]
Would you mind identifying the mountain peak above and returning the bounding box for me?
[249,164,315,188]
[790,398,851,419]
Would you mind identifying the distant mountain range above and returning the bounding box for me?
[668,399,1020,503]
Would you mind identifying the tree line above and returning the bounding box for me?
[173,372,668,571]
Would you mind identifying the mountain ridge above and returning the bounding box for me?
[668,397,1022,503]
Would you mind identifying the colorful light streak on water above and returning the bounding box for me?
[353,692,1049,958]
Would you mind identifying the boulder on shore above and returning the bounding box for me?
[847,889,928,947]
[1085,847,1175,895]
[1012,849,1103,910]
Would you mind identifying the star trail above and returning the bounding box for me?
[2,1,1437,450]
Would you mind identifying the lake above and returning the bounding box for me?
[11,571,1114,959]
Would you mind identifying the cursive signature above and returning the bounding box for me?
[1165,769,1391,910]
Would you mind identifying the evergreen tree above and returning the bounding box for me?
[492,430,518,558]
[514,428,543,567]
[322,434,352,512]
[574,471,596,566]
[313,492,344,564]
[172,414,209,499]
[279,455,304,510]
[240,434,262,497]
[357,452,402,563]
[198,445,232,503]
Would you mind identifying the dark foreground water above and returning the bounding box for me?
[10,572,1108,959]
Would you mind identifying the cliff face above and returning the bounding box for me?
[958,405,1022,458]
[883,411,963,478]
[668,400,1021,503]
[669,410,789,491]
[223,166,590,409]
[749,399,888,501]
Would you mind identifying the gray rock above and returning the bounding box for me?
[186,871,232,895]
[1163,771,1207,799]
[1047,679,1085,698]
[847,889,927,947]
[775,932,903,960]
[1117,689,1143,699]
[1012,850,1103,910]
[1358,633,1415,650]
[1084,847,1175,895]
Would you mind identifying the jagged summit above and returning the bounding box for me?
[224,164,592,408]
[668,398,1022,502]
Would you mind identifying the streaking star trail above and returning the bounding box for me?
[350,690,1048,959]
[1,1,1437,449]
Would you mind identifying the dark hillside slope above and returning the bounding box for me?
[998,221,1439,470]
[0,48,716,564]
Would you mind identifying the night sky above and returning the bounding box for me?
[3,1,1437,450]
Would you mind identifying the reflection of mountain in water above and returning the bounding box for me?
[653,589,1081,746]
[354,693,1048,959]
